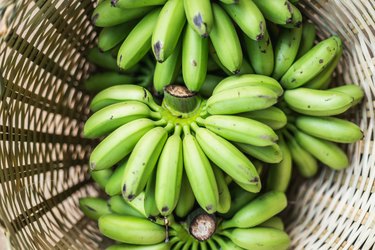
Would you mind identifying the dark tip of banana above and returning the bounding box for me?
[233,69,240,75]
[111,0,118,7]
[256,33,264,41]
[91,13,99,25]
[295,21,302,28]
[250,177,259,183]
[153,41,162,62]
[127,194,135,200]
[205,205,213,211]
[201,33,209,39]
[89,162,95,171]
[286,17,293,24]
[162,206,169,213]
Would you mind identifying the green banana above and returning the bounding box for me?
[330,84,364,107]
[113,0,166,8]
[122,126,168,201]
[196,115,277,147]
[284,88,353,116]
[240,58,255,74]
[240,106,287,130]
[191,123,261,192]
[84,72,138,93]
[235,142,283,164]
[272,26,303,80]
[108,195,144,218]
[206,86,278,115]
[90,85,161,112]
[259,217,285,230]
[98,21,136,52]
[105,161,127,196]
[98,214,165,244]
[199,75,223,98]
[92,1,153,27]
[210,4,242,74]
[267,21,280,44]
[208,41,233,75]
[212,165,231,214]
[281,3,302,28]
[182,24,208,92]
[280,36,341,89]
[207,57,221,72]
[87,47,118,71]
[152,0,186,62]
[118,9,161,70]
[91,169,113,189]
[184,0,213,37]
[218,0,239,4]
[84,101,161,138]
[175,173,195,218]
[89,118,156,171]
[220,191,287,229]
[213,235,244,250]
[296,22,316,59]
[182,126,219,214]
[79,197,111,220]
[253,0,294,25]
[144,170,160,218]
[221,0,266,41]
[155,126,183,216]
[106,243,170,250]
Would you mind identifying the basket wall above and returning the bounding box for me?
[0,0,374,249]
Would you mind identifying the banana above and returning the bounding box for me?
[259,217,285,230]
[199,75,223,98]
[240,106,287,130]
[253,0,294,25]
[182,24,208,92]
[175,173,195,218]
[89,118,157,171]
[155,126,183,216]
[267,21,280,44]
[91,169,113,189]
[113,0,166,9]
[122,126,168,201]
[108,195,144,218]
[196,115,277,147]
[207,57,221,72]
[220,191,287,229]
[280,36,341,89]
[84,72,139,93]
[98,214,165,244]
[296,22,316,59]
[98,21,136,52]
[118,9,161,70]
[213,236,244,250]
[152,0,186,62]
[207,239,219,249]
[184,0,213,37]
[272,26,303,80]
[294,129,349,170]
[213,74,283,96]
[240,58,255,74]
[154,40,182,94]
[212,165,231,214]
[221,0,266,41]
[92,1,153,27]
[210,4,242,74]
[182,125,219,214]
[191,123,261,192]
[84,101,161,138]
[221,228,290,250]
[267,135,292,192]
[199,241,208,250]
[284,88,353,116]
[87,47,118,71]
[105,160,127,196]
[90,85,161,112]
[235,142,282,164]
[218,0,239,4]
[206,86,278,115]
[330,84,364,107]
[79,197,111,220]
[144,170,160,218]
[106,243,170,250]
[281,3,302,28]
[208,41,232,75]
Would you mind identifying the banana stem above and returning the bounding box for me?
[174,125,182,136]
[163,85,200,114]
[190,122,199,132]
[164,122,175,132]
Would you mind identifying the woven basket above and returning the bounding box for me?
[0,0,374,249]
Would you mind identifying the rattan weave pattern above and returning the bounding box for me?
[0,0,374,249]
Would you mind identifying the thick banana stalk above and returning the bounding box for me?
[240,106,287,130]
[235,142,283,164]
[108,195,144,218]
[184,0,213,37]
[79,197,111,220]
[105,161,127,196]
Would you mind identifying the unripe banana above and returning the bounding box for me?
[235,142,283,164]
[192,123,261,192]
[98,21,136,52]
[144,170,160,218]
[155,127,183,216]
[281,3,302,28]
[90,85,161,112]
[84,72,138,93]
[240,106,287,130]
[197,115,277,146]
[184,0,213,37]
[106,243,170,250]
[199,75,223,98]
[240,58,255,74]
[87,47,118,71]
[221,0,265,41]
[199,241,208,250]
[118,9,161,70]
[253,0,294,25]
[182,126,219,214]
[92,1,153,27]
[272,26,303,80]
[98,214,165,244]
[218,0,239,4]
[79,197,111,220]
[213,74,283,97]
[89,118,156,171]
[259,217,285,230]
[108,195,144,218]
[212,165,231,214]
[105,161,127,196]
[182,24,208,92]
[284,88,353,116]
[294,129,349,170]
[122,127,168,201]
[91,169,113,189]
[208,41,232,75]
[296,22,316,59]
[175,173,195,218]
[330,84,364,107]
[210,4,242,74]
[213,236,244,250]
[152,0,185,62]
[280,36,340,89]
[221,191,287,229]
[206,86,278,115]
[113,0,166,9]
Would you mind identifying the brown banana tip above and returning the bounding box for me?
[256,33,264,41]
[111,0,118,6]
[286,17,293,24]
[233,69,241,75]
[250,177,259,183]
[295,21,302,28]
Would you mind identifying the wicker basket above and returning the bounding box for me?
[0,0,374,249]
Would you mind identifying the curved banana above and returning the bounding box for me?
[253,0,294,25]
[199,75,223,98]
[182,24,208,92]
[108,195,144,218]
[89,118,157,171]
[235,142,283,164]
[210,4,242,74]
[84,72,138,93]
[221,0,265,41]
[212,165,231,214]
[175,173,195,218]
[113,0,166,9]
[259,217,285,230]
[122,126,168,201]
[240,106,287,130]
[106,243,170,250]
[182,126,218,214]
[196,115,277,147]
[330,84,364,107]
[152,0,186,62]
[87,47,118,71]
[91,169,113,189]
[296,22,316,59]
[284,88,353,116]
[208,41,232,75]
[79,197,111,220]
[98,21,136,52]
[118,8,161,70]
[105,160,127,196]
[281,3,302,28]
[98,214,165,244]
[144,170,160,218]
[184,0,213,37]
